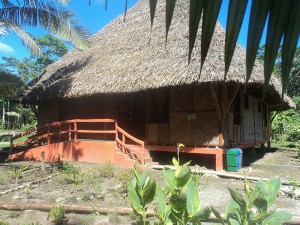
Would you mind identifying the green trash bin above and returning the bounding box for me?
[226,148,240,171]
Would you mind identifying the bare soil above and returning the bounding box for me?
[0,149,299,225]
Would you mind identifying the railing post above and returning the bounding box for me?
[68,123,71,141]
[74,120,77,141]
[9,136,13,159]
[47,124,50,148]
[59,123,61,142]
[122,133,125,153]
[142,143,145,165]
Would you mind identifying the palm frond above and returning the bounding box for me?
[4,19,42,55]
[0,1,91,50]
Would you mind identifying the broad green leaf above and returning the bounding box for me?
[227,212,242,225]
[172,157,179,167]
[224,0,248,79]
[256,178,281,206]
[188,0,204,63]
[149,0,158,28]
[262,211,292,225]
[253,193,268,213]
[211,206,226,225]
[165,0,176,43]
[200,0,222,71]
[140,171,149,188]
[193,207,211,220]
[264,0,291,97]
[175,161,191,188]
[142,177,156,206]
[169,192,187,213]
[156,185,167,219]
[163,167,176,193]
[228,188,246,209]
[281,1,300,97]
[187,180,200,217]
[128,181,143,216]
[245,0,271,87]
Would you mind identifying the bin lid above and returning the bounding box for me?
[226,148,240,155]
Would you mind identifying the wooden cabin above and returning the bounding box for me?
[13,0,293,170]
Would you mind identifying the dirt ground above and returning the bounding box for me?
[0,149,299,225]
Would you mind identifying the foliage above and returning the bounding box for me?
[0,34,68,83]
[117,167,135,195]
[128,166,156,224]
[0,0,89,55]
[149,0,299,94]
[212,178,292,225]
[128,144,210,225]
[271,97,300,142]
[9,165,29,185]
[48,205,68,225]
[98,162,116,179]
[0,221,8,225]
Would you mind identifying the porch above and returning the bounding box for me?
[10,119,225,170]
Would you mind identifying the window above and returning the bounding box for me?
[148,89,169,123]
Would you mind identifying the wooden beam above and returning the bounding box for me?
[221,84,241,121]
[210,83,222,120]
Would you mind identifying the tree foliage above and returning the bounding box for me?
[0,34,68,83]
[0,0,90,55]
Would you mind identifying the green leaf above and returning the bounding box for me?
[172,157,179,167]
[142,176,156,206]
[169,192,187,213]
[140,171,149,188]
[262,211,292,225]
[224,0,248,79]
[228,188,246,209]
[128,181,143,216]
[256,178,281,206]
[156,185,167,219]
[211,206,226,225]
[175,161,191,188]
[281,1,300,96]
[165,0,177,43]
[200,0,222,71]
[187,180,200,217]
[263,0,292,98]
[245,0,271,87]
[149,0,158,28]
[163,167,176,193]
[193,207,211,221]
[253,193,268,213]
[188,0,204,63]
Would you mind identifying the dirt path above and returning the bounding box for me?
[0,149,299,224]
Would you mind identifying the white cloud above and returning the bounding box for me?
[0,42,15,54]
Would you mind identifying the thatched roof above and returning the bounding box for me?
[18,0,294,110]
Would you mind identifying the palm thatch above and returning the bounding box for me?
[18,0,294,110]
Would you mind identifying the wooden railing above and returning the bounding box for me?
[11,119,117,148]
[10,118,147,165]
[115,124,146,165]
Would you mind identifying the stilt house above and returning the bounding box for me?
[12,0,294,170]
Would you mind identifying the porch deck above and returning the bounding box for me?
[10,119,226,170]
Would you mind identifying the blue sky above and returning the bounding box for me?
[0,0,269,63]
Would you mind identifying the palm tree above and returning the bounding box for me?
[0,0,90,55]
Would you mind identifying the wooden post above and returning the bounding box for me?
[41,151,46,173]
[68,123,72,141]
[260,143,265,155]
[122,134,125,153]
[9,136,13,160]
[74,120,77,141]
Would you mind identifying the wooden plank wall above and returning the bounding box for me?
[38,99,60,125]
[147,85,221,145]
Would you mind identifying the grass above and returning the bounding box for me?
[271,140,299,151]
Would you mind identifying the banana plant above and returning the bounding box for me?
[128,167,156,225]
[212,178,292,225]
